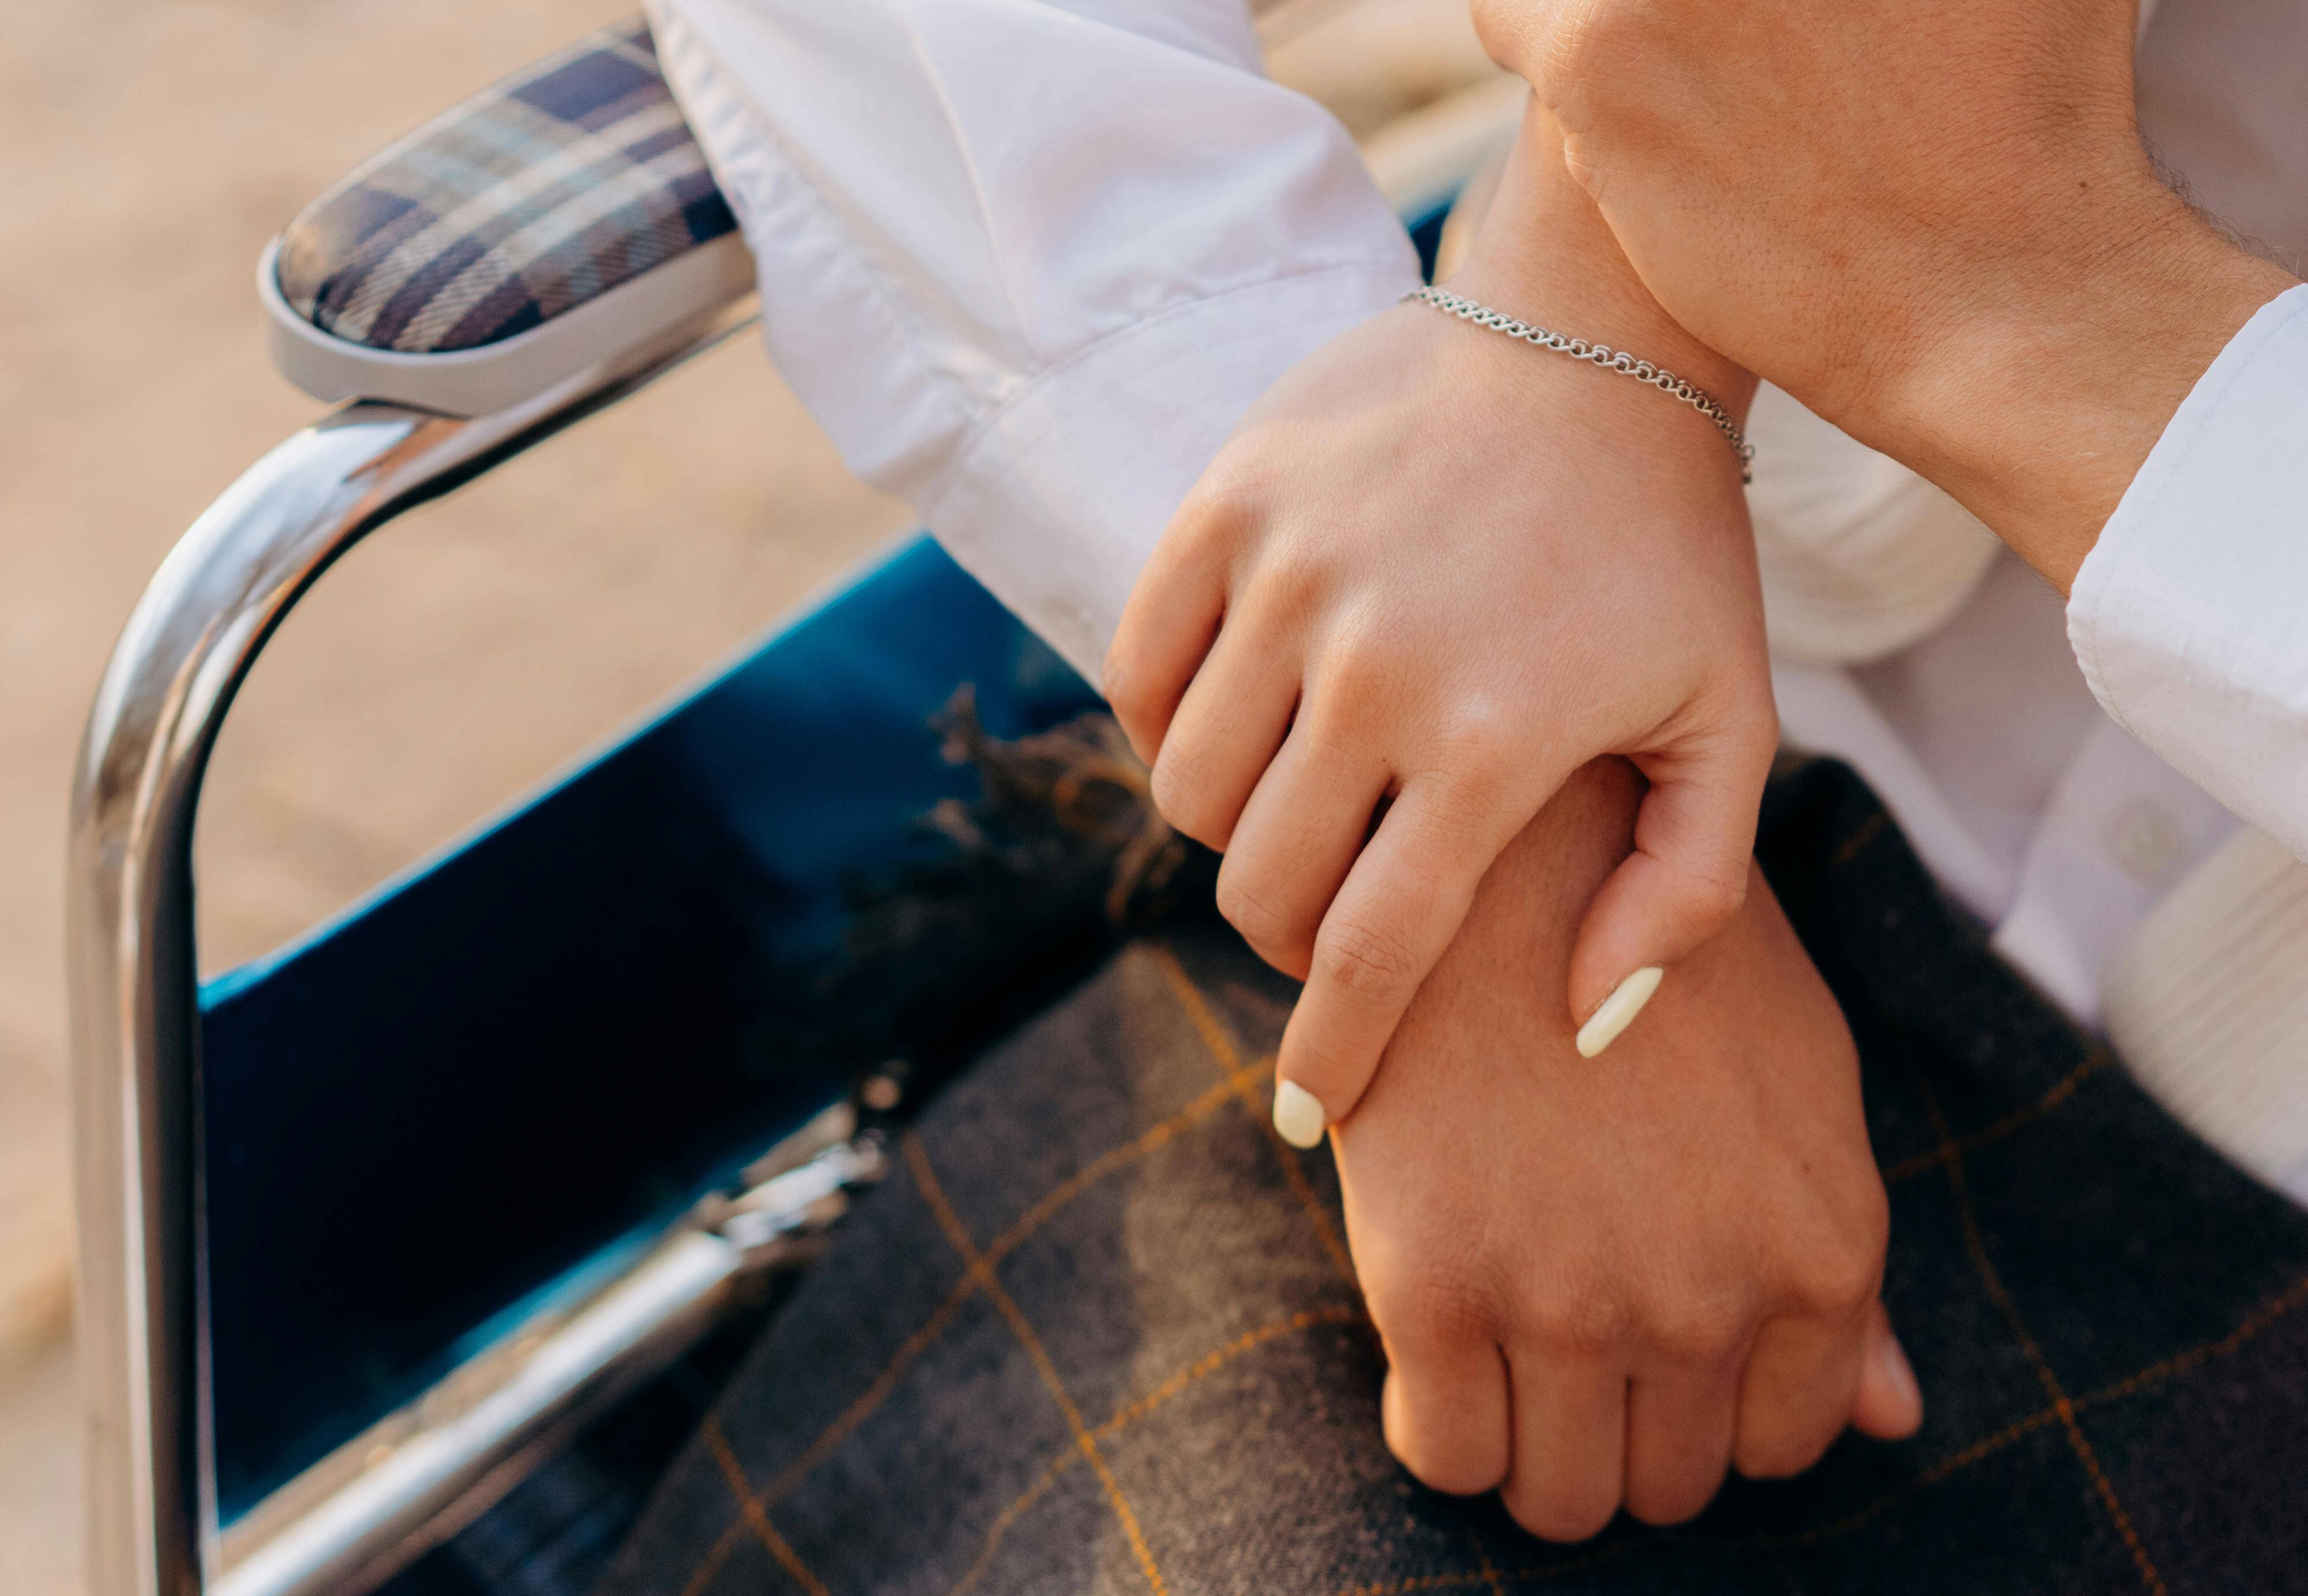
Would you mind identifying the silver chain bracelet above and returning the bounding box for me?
[1404,286,1754,482]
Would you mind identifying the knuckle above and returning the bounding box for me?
[1281,1031,1356,1106]
[1853,1175,1893,1247]
[1524,1287,1629,1361]
[1312,915,1419,998]
[1098,640,1153,730]
[1373,1304,1510,1494]
[1680,863,1751,935]
[1373,1250,1500,1350]
[1402,1271,1499,1349]
[1321,627,1400,709]
[1148,746,1224,846]
[1425,698,1523,799]
[1703,658,1781,741]
[1387,1427,1505,1498]
[1793,1194,1890,1320]
[1213,863,1314,976]
[1644,1297,1749,1368]
[1468,0,1546,74]
[1513,1,1671,137]
[1250,541,1328,627]
[1175,464,1264,551]
[1794,1238,1883,1321]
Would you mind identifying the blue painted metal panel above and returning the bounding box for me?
[198,538,1100,1516]
[200,198,1454,1519]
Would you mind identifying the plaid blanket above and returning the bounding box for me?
[591,758,2308,1595]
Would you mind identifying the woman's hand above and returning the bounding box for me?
[1333,758,1922,1535]
[1104,108,1773,1138]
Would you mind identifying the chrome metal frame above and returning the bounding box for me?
[70,10,1501,1588]
[65,297,894,1596]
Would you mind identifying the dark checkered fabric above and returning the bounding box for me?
[273,20,734,355]
[597,758,2308,1596]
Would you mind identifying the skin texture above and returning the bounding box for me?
[1337,758,1921,1537]
[1106,108,1778,1140]
[1102,103,1911,1532]
[1474,0,2303,590]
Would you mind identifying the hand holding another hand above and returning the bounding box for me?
[1335,758,1922,1536]
[1106,110,1777,1139]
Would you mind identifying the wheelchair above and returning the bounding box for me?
[66,10,1520,1596]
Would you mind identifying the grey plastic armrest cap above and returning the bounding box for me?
[261,20,756,417]
[261,234,755,418]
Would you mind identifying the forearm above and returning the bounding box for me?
[1466,0,2297,594]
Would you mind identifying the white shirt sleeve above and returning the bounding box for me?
[2068,283,2308,861]
[642,0,1421,681]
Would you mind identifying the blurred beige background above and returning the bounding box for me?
[0,3,915,1588]
[0,2,1497,1590]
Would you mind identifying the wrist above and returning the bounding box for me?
[1451,104,1757,418]
[1443,254,1758,422]
[1833,182,2300,591]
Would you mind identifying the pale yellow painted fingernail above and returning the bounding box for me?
[1273,1080,1328,1148]
[1575,965,1665,1058]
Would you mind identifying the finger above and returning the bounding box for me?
[1848,1302,1924,1440]
[1566,715,1775,1052]
[1215,732,1392,981]
[1102,497,1238,763]
[1380,1329,1513,1497]
[1272,775,1523,1141]
[1730,1312,1867,1480]
[1623,1361,1740,1524]
[1145,615,1301,852]
[1502,1351,1627,1541]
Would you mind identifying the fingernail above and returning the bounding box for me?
[1575,966,1665,1058]
[1877,1332,1922,1418]
[1273,1080,1328,1148]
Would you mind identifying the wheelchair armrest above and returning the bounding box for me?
[79,207,756,1596]
[72,14,1516,1595]
[263,20,755,418]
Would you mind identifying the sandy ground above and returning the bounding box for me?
[0,2,911,1587]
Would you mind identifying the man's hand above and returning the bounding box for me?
[1106,110,1777,1142]
[1475,0,2300,587]
[1333,758,1922,1536]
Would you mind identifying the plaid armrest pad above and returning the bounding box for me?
[273,20,736,356]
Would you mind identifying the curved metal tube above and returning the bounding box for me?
[213,1130,879,1596]
[69,305,758,1596]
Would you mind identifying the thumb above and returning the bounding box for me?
[1565,720,1771,1055]
[1850,1301,1925,1440]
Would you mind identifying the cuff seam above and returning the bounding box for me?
[917,258,1419,514]
[2073,283,2308,740]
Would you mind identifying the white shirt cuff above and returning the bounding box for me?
[2069,282,2308,860]
[646,0,1422,681]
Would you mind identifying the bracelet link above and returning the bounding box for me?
[1404,286,1754,482]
